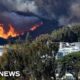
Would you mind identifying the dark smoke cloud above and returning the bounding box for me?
[0,0,80,26]
[0,0,41,33]
[34,0,80,25]
[57,0,80,25]
[0,11,40,32]
[0,0,38,13]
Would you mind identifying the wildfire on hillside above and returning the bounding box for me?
[0,22,43,39]
[30,22,43,31]
[0,24,19,39]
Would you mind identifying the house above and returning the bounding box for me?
[57,42,80,58]
[0,45,9,56]
[61,72,75,80]
[0,46,4,56]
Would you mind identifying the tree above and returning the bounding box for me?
[60,52,80,80]
[0,34,59,80]
[0,43,32,80]
[51,24,80,42]
[25,34,58,80]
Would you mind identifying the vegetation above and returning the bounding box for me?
[0,37,59,80]
[35,24,80,42]
[51,24,80,42]
[60,52,80,80]
[0,24,80,80]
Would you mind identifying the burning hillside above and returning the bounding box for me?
[30,22,43,31]
[0,22,43,40]
[0,24,19,39]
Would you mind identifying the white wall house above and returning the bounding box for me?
[57,42,80,58]
[0,46,4,56]
[0,45,9,56]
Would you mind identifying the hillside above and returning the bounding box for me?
[15,11,59,38]
[0,24,80,45]
[35,24,80,42]
[51,24,80,42]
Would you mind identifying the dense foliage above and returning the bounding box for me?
[60,52,80,80]
[0,37,59,80]
[34,24,80,42]
[51,24,80,42]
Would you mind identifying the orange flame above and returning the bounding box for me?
[30,26,38,31]
[30,22,43,31]
[0,22,43,39]
[0,24,19,39]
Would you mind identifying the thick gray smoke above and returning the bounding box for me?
[0,0,38,13]
[58,0,80,25]
[0,0,40,32]
[0,0,80,26]
[0,11,40,33]
[34,0,80,25]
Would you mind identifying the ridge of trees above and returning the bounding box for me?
[51,24,80,42]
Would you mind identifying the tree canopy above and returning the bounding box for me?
[60,52,80,80]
